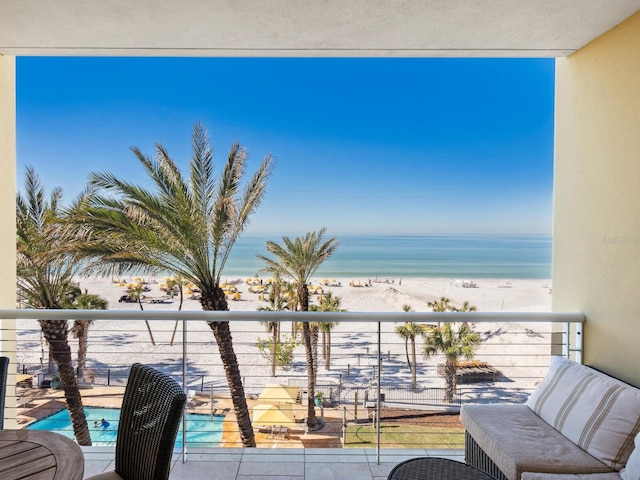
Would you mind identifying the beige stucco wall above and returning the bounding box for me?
[553,12,640,385]
[0,55,16,322]
[0,55,17,427]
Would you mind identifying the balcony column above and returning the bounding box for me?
[0,54,17,428]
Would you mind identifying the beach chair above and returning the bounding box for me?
[85,363,186,480]
[0,357,8,429]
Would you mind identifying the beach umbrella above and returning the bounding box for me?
[258,384,299,404]
[252,403,296,427]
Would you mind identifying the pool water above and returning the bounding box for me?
[27,407,224,446]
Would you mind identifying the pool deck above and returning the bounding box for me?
[82,446,466,479]
[18,385,466,479]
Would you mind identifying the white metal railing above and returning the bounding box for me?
[0,309,584,463]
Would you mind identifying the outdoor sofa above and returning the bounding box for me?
[461,356,640,480]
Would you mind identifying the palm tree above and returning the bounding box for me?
[257,229,338,430]
[126,282,156,346]
[423,322,481,403]
[310,292,343,371]
[71,123,273,447]
[16,166,92,445]
[427,297,456,328]
[257,277,289,376]
[398,304,413,367]
[395,305,429,392]
[281,281,300,336]
[68,290,108,382]
[453,300,477,328]
[165,275,185,346]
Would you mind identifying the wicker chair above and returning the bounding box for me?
[0,356,8,430]
[86,363,186,480]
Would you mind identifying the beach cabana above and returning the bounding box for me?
[257,384,299,404]
[252,403,296,427]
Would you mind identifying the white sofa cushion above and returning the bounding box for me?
[462,404,614,480]
[620,433,640,480]
[527,357,640,471]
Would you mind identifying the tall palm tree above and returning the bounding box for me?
[68,290,108,382]
[453,300,477,328]
[166,275,185,346]
[257,278,289,376]
[16,166,92,445]
[423,322,480,403]
[310,291,343,371]
[126,282,156,346]
[257,229,338,430]
[281,281,300,336]
[395,313,429,392]
[71,123,273,447]
[427,297,456,328]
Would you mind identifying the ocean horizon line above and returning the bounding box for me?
[226,233,552,280]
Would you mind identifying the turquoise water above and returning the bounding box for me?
[27,407,223,447]
[225,234,552,279]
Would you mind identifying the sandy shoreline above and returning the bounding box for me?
[74,274,552,314]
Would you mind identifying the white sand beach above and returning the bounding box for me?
[15,276,554,393]
[75,274,552,314]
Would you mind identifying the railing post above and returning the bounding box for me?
[571,322,584,364]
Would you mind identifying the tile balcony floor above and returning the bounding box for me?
[82,447,465,479]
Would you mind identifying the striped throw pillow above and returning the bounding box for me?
[526,356,640,471]
[620,432,640,480]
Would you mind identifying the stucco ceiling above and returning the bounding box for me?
[1,1,639,57]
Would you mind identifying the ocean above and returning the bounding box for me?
[224,234,552,280]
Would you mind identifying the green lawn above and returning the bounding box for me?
[344,423,464,449]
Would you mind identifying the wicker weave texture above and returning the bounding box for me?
[87,363,186,480]
[465,432,508,480]
[0,357,8,430]
[388,457,496,480]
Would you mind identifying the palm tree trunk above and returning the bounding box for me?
[322,331,327,361]
[272,322,278,377]
[169,286,184,346]
[444,358,457,403]
[325,330,331,371]
[404,337,411,369]
[202,287,256,447]
[302,321,318,429]
[136,295,157,346]
[298,285,318,429]
[77,322,88,381]
[39,319,92,446]
[311,326,319,383]
[209,321,256,447]
[411,336,417,392]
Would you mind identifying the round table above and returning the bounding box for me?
[388,457,495,480]
[0,429,84,480]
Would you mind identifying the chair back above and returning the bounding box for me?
[114,363,186,480]
[0,357,8,430]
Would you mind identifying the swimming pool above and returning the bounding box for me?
[27,407,224,446]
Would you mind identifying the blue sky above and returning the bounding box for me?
[17,57,555,235]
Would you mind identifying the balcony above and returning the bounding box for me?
[1,309,583,479]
